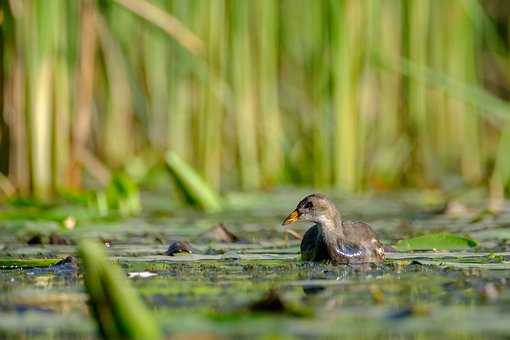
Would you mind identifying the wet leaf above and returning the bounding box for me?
[393,233,478,251]
[164,240,194,256]
[199,224,242,243]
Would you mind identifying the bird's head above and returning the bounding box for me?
[282,193,338,226]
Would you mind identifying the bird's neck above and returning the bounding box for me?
[317,208,343,241]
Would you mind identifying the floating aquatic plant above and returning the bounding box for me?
[393,233,478,251]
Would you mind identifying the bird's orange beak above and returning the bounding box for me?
[282,210,301,225]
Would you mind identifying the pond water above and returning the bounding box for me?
[1,189,510,338]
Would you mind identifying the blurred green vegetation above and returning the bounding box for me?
[2,0,510,201]
[79,240,162,339]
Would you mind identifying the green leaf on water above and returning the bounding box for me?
[393,233,478,251]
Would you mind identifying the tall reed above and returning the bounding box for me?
[330,0,362,191]
[2,0,510,199]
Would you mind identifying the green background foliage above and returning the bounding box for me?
[2,0,510,199]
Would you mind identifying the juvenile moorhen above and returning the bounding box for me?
[282,194,384,264]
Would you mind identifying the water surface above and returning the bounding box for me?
[1,189,509,338]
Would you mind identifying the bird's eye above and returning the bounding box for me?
[304,201,313,209]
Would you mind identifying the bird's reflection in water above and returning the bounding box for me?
[302,285,326,295]
[301,262,383,296]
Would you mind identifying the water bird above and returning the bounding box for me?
[282,193,384,264]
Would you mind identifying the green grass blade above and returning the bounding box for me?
[79,240,163,340]
[165,151,222,212]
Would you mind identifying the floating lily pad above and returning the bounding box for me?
[393,233,478,251]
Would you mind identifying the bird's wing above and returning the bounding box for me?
[341,220,378,244]
[334,240,364,258]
